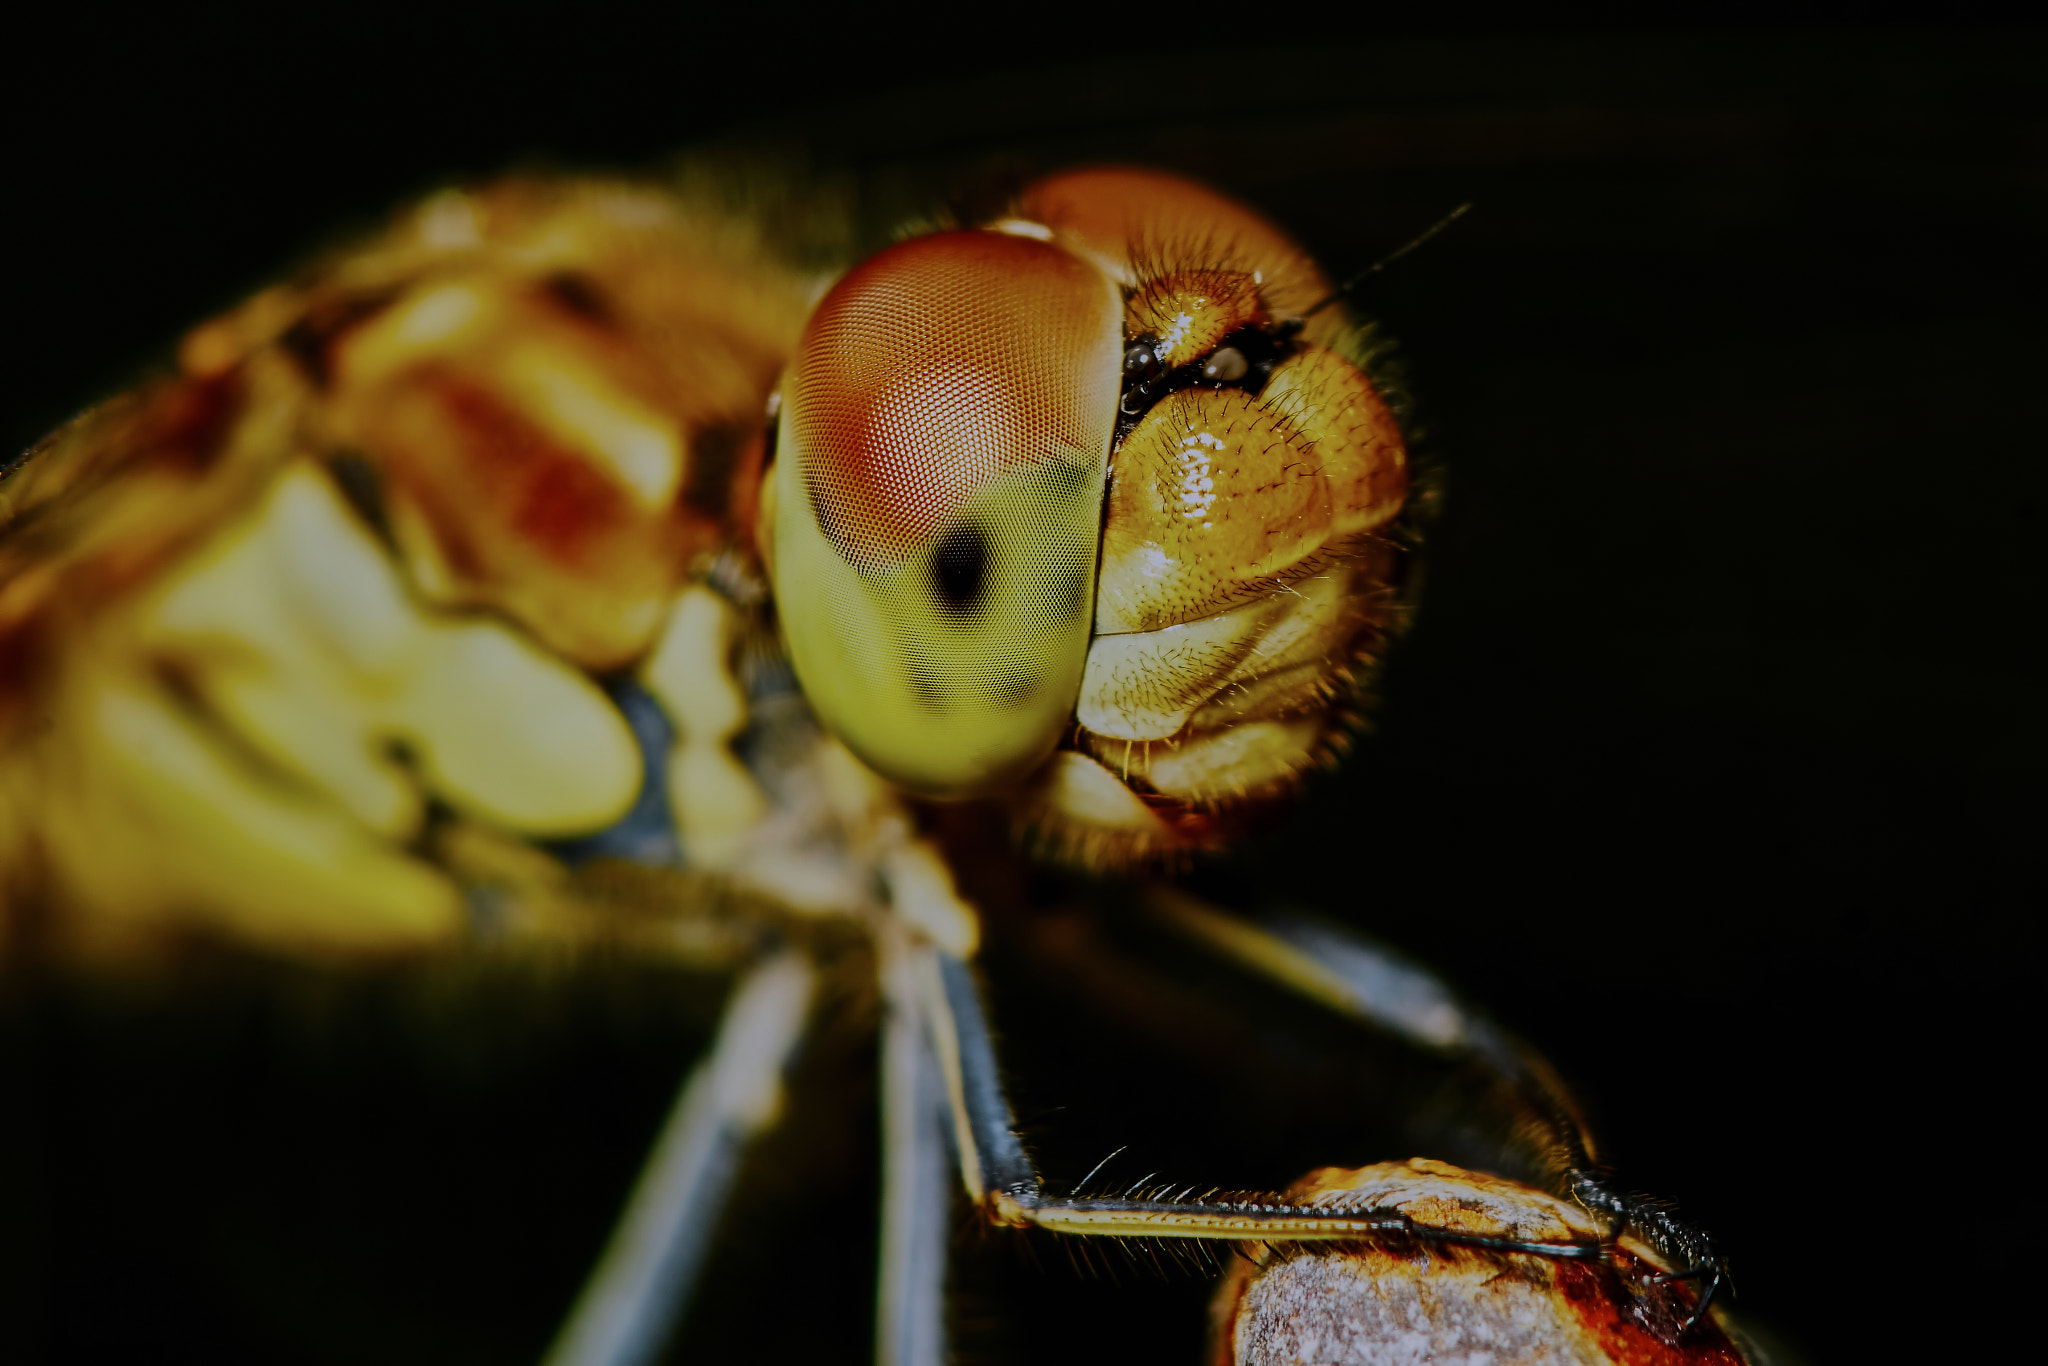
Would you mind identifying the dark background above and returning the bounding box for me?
[5,6,2042,1363]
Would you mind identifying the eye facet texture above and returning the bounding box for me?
[773,230,1122,797]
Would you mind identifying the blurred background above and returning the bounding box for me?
[5,5,2042,1363]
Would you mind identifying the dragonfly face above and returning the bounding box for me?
[0,164,1746,1363]
[773,167,1410,859]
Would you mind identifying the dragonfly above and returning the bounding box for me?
[0,162,1758,1364]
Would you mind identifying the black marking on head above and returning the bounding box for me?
[932,522,989,619]
[1114,324,1294,443]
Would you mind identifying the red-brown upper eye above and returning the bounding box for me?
[786,229,1121,573]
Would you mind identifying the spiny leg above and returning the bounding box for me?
[875,917,955,1366]
[912,940,1603,1260]
[544,950,816,1366]
[873,830,1717,1337]
[1139,887,1729,1333]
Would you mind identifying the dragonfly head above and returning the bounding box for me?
[766,169,1412,855]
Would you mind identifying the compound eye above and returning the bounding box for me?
[770,230,1122,797]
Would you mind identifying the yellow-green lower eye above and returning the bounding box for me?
[770,448,1108,797]
[768,229,1122,798]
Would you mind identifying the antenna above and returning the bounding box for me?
[1280,201,1473,333]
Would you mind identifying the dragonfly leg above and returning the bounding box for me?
[543,950,816,1366]
[912,941,1606,1261]
[875,918,955,1366]
[1627,1201,1731,1332]
[1139,887,1731,1335]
